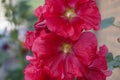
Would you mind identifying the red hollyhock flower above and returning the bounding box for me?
[34,6,43,19]
[24,55,54,80]
[34,18,47,31]
[78,45,112,80]
[24,30,41,50]
[24,29,49,50]
[32,31,98,79]
[34,6,50,32]
[38,0,101,40]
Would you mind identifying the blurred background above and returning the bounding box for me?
[0,0,120,80]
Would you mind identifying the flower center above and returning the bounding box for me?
[61,43,72,54]
[64,8,76,20]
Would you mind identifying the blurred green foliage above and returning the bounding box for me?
[0,51,9,66]
[6,69,24,80]
[0,0,44,80]
[2,0,44,28]
[29,0,44,9]
[10,29,18,41]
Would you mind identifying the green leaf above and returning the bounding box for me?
[106,53,114,70]
[101,17,115,29]
[115,55,120,61]
[113,55,120,68]
[106,52,114,62]
[107,53,120,70]
[107,61,115,70]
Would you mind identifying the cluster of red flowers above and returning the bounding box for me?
[24,0,112,80]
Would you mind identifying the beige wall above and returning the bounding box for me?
[97,0,120,80]
[98,0,120,19]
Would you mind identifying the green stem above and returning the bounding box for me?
[18,41,25,69]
